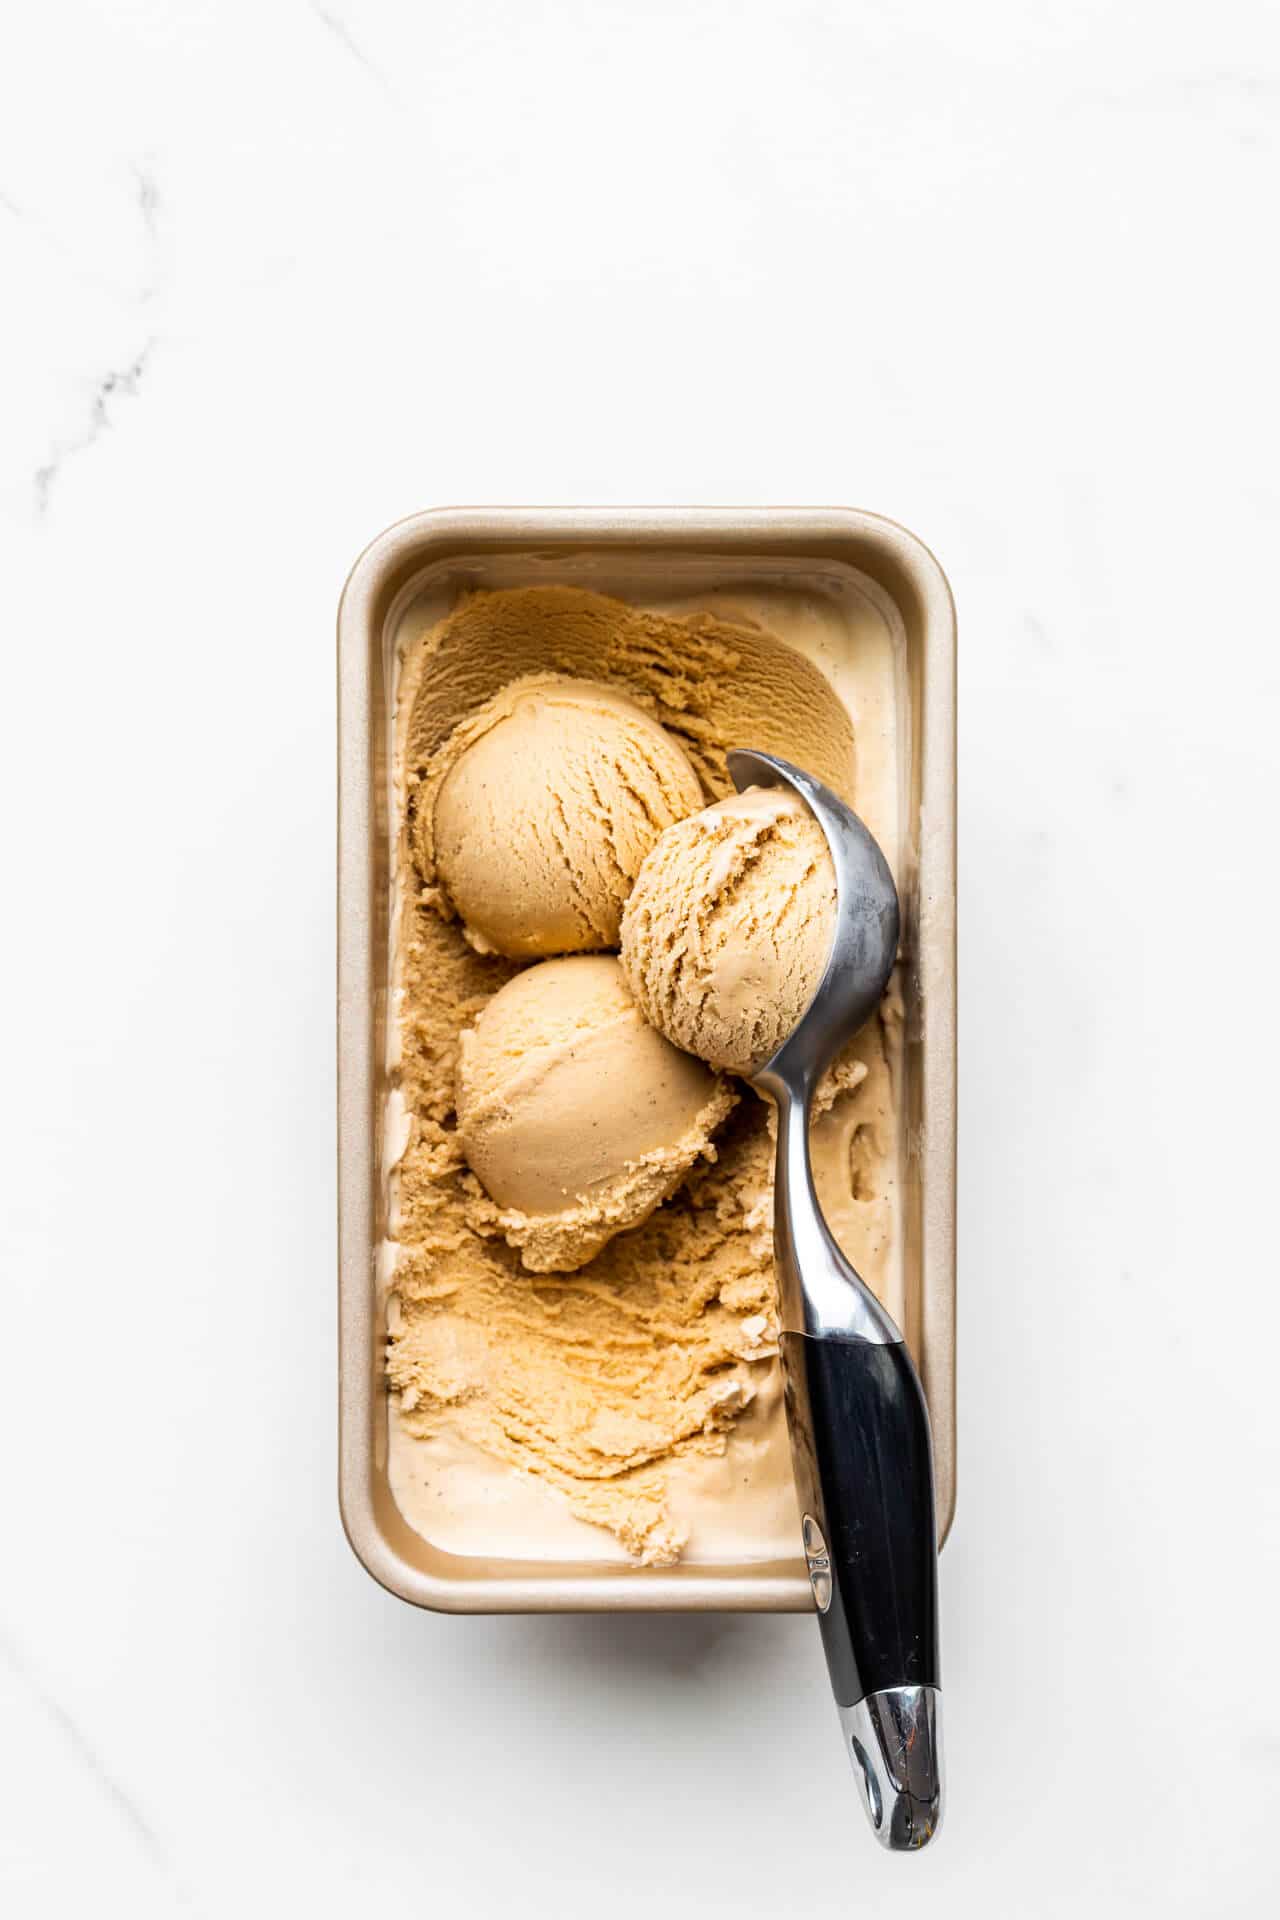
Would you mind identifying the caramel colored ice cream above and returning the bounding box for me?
[621,786,836,1077]
[386,583,902,1565]
[456,955,736,1272]
[416,677,702,958]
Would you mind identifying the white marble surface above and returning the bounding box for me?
[3,3,1279,1914]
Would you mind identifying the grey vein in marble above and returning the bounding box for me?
[30,159,167,513]
[0,1627,191,1902]
[135,164,160,247]
[311,2,399,102]
[34,338,158,514]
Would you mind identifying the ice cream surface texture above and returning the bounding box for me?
[417,677,703,958]
[621,785,837,1077]
[386,582,903,1565]
[456,955,736,1273]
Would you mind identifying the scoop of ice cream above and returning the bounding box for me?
[456,955,736,1273]
[620,786,836,1077]
[417,676,703,959]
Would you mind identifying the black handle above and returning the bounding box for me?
[780,1331,939,1705]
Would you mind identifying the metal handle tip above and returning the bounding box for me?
[840,1687,944,1851]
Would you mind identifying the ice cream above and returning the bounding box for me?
[386,583,903,1565]
[621,785,837,1077]
[456,954,736,1272]
[388,1090,788,1565]
[414,676,703,958]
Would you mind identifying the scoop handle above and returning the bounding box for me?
[778,1330,943,1850]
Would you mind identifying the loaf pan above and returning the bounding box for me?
[338,508,956,1612]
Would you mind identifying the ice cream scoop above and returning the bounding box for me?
[421,677,703,958]
[726,749,943,1853]
[456,955,736,1273]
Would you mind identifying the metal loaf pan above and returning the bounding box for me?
[338,508,956,1613]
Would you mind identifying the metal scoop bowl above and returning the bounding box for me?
[728,749,943,1853]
